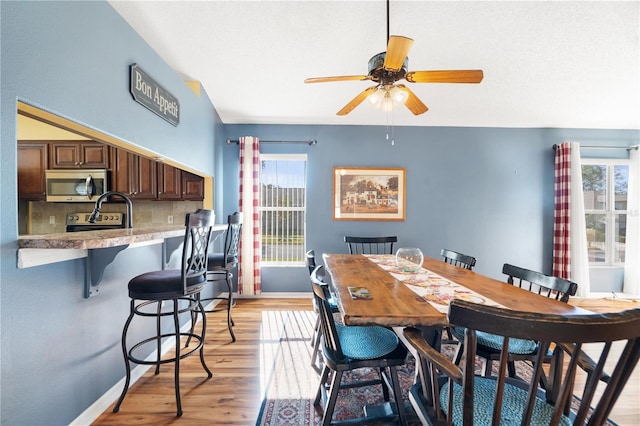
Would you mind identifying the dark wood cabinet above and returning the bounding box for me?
[18,142,48,200]
[111,148,157,199]
[181,171,204,200]
[157,163,182,200]
[49,141,109,169]
[18,139,204,203]
[136,156,157,199]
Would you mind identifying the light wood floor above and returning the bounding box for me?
[92,298,314,425]
[92,297,640,425]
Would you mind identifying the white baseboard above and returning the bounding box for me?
[235,292,311,299]
[583,292,640,301]
[70,358,154,425]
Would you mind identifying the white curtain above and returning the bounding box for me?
[623,147,640,296]
[238,136,262,295]
[568,142,591,297]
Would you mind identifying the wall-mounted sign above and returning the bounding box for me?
[130,64,179,126]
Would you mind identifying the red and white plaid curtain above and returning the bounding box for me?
[553,143,571,279]
[553,142,590,297]
[238,136,261,295]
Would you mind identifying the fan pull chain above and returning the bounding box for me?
[385,109,395,145]
[391,113,395,145]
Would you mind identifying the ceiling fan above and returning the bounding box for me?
[304,1,484,116]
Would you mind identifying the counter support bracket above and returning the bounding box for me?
[85,245,129,298]
[163,236,183,269]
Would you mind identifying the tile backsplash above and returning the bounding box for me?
[23,200,204,234]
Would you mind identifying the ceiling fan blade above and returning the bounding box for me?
[305,75,372,84]
[383,35,414,71]
[405,70,484,83]
[337,85,379,116]
[396,84,428,115]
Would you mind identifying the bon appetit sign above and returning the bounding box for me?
[130,64,179,126]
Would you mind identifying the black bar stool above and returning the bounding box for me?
[112,209,215,416]
[201,211,242,342]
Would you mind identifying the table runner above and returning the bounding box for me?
[365,255,504,313]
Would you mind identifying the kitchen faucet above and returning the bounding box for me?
[88,191,133,229]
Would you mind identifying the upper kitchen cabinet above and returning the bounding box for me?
[49,141,109,169]
[181,171,205,200]
[111,148,157,199]
[157,164,205,200]
[18,141,48,200]
[157,163,182,200]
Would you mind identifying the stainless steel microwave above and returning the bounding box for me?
[45,169,108,202]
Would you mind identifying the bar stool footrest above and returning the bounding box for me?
[127,332,205,366]
[201,296,237,312]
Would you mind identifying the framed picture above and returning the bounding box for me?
[333,167,406,221]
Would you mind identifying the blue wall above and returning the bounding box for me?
[1,2,638,425]
[1,2,221,424]
[223,125,639,291]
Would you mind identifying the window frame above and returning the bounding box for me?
[582,157,630,267]
[259,153,307,267]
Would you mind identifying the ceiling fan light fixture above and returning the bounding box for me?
[367,85,407,112]
[381,94,395,112]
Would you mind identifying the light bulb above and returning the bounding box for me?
[390,86,408,104]
[368,88,384,109]
[381,93,394,112]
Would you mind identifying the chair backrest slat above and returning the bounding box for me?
[344,236,397,255]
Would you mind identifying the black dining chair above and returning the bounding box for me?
[306,249,337,375]
[450,263,578,398]
[440,248,476,270]
[310,265,409,425]
[200,212,242,342]
[403,300,640,426]
[440,248,477,343]
[113,209,215,416]
[344,235,397,255]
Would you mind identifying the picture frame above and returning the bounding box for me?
[333,167,406,221]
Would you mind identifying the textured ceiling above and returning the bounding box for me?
[109,1,640,129]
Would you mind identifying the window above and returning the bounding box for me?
[582,159,629,265]
[260,154,307,266]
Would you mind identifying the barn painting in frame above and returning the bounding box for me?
[333,167,406,221]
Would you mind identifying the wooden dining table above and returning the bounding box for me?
[323,253,591,328]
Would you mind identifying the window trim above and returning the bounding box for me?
[260,153,307,267]
[582,158,630,267]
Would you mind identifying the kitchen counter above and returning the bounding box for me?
[17,224,227,269]
[18,225,188,250]
[17,224,228,297]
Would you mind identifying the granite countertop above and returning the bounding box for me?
[18,226,188,250]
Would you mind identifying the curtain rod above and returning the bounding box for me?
[226,138,317,146]
[553,144,638,150]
